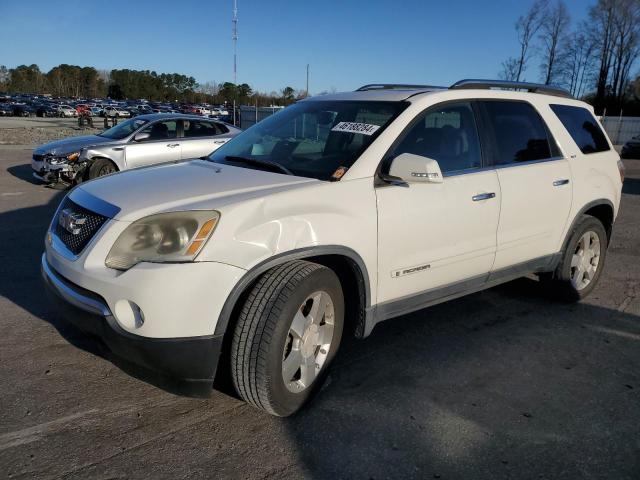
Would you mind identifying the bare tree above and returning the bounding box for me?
[508,0,549,81]
[562,29,596,97]
[588,0,618,110]
[609,0,640,106]
[500,58,521,81]
[539,0,571,84]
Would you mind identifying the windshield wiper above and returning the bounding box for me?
[224,156,293,175]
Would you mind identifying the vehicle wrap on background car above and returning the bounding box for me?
[31,113,241,184]
[41,80,623,416]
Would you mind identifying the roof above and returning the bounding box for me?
[132,113,224,122]
[302,89,443,102]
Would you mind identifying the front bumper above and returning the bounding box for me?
[42,255,224,396]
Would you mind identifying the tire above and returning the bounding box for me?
[231,260,344,416]
[88,158,118,180]
[544,214,608,301]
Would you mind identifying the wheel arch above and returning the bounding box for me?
[562,199,615,252]
[214,246,372,339]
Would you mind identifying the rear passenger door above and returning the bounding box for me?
[180,120,232,159]
[478,100,572,271]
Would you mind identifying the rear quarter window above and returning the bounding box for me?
[550,104,610,154]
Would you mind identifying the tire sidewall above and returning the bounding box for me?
[558,216,607,299]
[266,267,344,416]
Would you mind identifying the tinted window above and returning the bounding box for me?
[139,120,178,140]
[390,102,481,173]
[183,120,218,138]
[482,101,553,165]
[550,104,610,154]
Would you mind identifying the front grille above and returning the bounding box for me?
[54,197,108,255]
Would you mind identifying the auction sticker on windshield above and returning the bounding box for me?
[331,122,380,135]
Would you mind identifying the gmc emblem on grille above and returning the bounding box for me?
[58,208,87,235]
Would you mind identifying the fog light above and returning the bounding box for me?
[114,300,145,330]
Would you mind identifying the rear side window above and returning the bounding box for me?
[481,101,554,165]
[549,104,610,154]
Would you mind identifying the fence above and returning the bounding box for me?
[600,116,640,145]
[239,105,284,130]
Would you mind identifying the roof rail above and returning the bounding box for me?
[356,84,445,92]
[449,79,573,99]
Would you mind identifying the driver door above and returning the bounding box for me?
[375,101,500,312]
[125,120,181,168]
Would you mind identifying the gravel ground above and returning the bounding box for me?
[0,117,105,146]
[0,143,639,479]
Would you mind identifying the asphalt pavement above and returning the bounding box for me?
[1,146,639,479]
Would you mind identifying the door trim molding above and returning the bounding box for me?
[366,253,560,336]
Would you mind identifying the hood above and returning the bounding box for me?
[71,160,319,221]
[34,134,115,156]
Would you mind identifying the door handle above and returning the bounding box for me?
[553,179,570,186]
[472,192,496,202]
[167,143,180,148]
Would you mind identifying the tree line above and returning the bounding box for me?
[501,0,640,115]
[0,64,303,106]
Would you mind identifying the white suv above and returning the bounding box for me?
[42,80,624,416]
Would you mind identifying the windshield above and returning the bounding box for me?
[208,100,407,181]
[98,118,148,140]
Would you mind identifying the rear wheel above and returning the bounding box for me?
[543,214,607,301]
[88,158,117,180]
[230,260,344,416]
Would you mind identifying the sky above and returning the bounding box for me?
[0,0,592,94]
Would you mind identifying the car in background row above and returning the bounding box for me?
[621,135,640,159]
[56,105,78,117]
[103,106,131,118]
[31,113,241,184]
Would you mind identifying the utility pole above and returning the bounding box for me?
[232,0,238,86]
[306,64,309,97]
[232,0,238,125]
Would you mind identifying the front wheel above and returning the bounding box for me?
[543,214,608,301]
[88,158,117,180]
[231,260,344,416]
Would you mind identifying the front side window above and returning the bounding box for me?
[550,104,610,154]
[208,100,407,181]
[389,101,482,173]
[138,120,178,141]
[481,101,553,165]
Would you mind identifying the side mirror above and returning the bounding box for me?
[133,132,150,142]
[389,153,443,184]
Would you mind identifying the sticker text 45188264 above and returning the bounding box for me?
[331,122,381,136]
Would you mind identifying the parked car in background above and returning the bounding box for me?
[31,113,241,184]
[0,104,13,116]
[35,104,58,117]
[57,105,78,117]
[12,103,36,117]
[40,80,623,416]
[103,106,131,118]
[621,134,640,159]
[90,107,103,116]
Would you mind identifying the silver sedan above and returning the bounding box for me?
[31,114,242,185]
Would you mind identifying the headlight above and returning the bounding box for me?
[66,151,80,162]
[105,211,220,270]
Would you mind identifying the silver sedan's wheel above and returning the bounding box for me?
[570,231,601,290]
[282,291,335,393]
